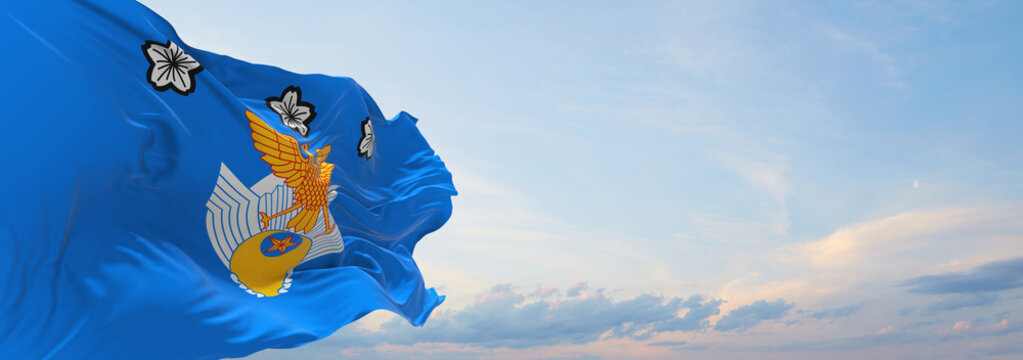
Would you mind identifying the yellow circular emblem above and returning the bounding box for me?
[229,230,311,297]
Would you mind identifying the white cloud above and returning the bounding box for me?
[707,204,1023,338]
[794,206,1023,270]
[325,284,725,349]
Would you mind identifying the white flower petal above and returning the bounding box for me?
[287,121,309,136]
[359,139,373,156]
[282,89,298,107]
[151,68,172,87]
[170,68,192,93]
[165,41,184,55]
[358,119,374,159]
[291,105,311,123]
[177,58,201,72]
[360,138,373,157]
[268,100,288,115]
[146,45,169,63]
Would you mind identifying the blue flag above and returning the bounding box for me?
[1,1,455,358]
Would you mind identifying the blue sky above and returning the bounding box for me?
[140,1,1023,358]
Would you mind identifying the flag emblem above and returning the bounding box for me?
[358,116,374,159]
[205,110,344,297]
[141,40,204,95]
[265,86,317,137]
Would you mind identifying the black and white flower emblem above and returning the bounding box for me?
[358,116,374,159]
[141,40,204,95]
[265,86,317,137]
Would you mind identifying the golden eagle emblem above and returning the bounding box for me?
[246,110,335,237]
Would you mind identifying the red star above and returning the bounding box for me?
[264,234,298,254]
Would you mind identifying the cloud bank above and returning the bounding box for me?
[331,284,723,349]
[901,257,1023,295]
[714,299,795,332]
[325,284,800,350]
[810,304,865,319]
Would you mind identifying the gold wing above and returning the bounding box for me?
[320,163,335,183]
[315,145,334,182]
[246,110,309,189]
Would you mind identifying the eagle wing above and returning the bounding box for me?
[319,163,335,183]
[314,145,335,183]
[246,110,309,189]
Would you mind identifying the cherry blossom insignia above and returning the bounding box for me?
[265,86,317,137]
[358,116,374,160]
[141,40,204,95]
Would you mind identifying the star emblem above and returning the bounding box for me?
[263,234,298,255]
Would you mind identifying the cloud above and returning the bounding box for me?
[982,345,1023,357]
[330,284,723,349]
[743,316,1023,352]
[566,281,589,297]
[649,340,687,346]
[653,295,723,333]
[529,285,560,299]
[539,355,601,360]
[714,299,795,332]
[923,294,999,314]
[900,257,1023,295]
[810,303,865,319]
[797,207,1023,270]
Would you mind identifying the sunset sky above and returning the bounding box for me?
[141,1,1023,358]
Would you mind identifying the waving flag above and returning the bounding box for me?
[0,1,455,359]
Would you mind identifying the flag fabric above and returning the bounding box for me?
[0,1,455,358]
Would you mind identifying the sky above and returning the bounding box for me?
[139,1,1023,358]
